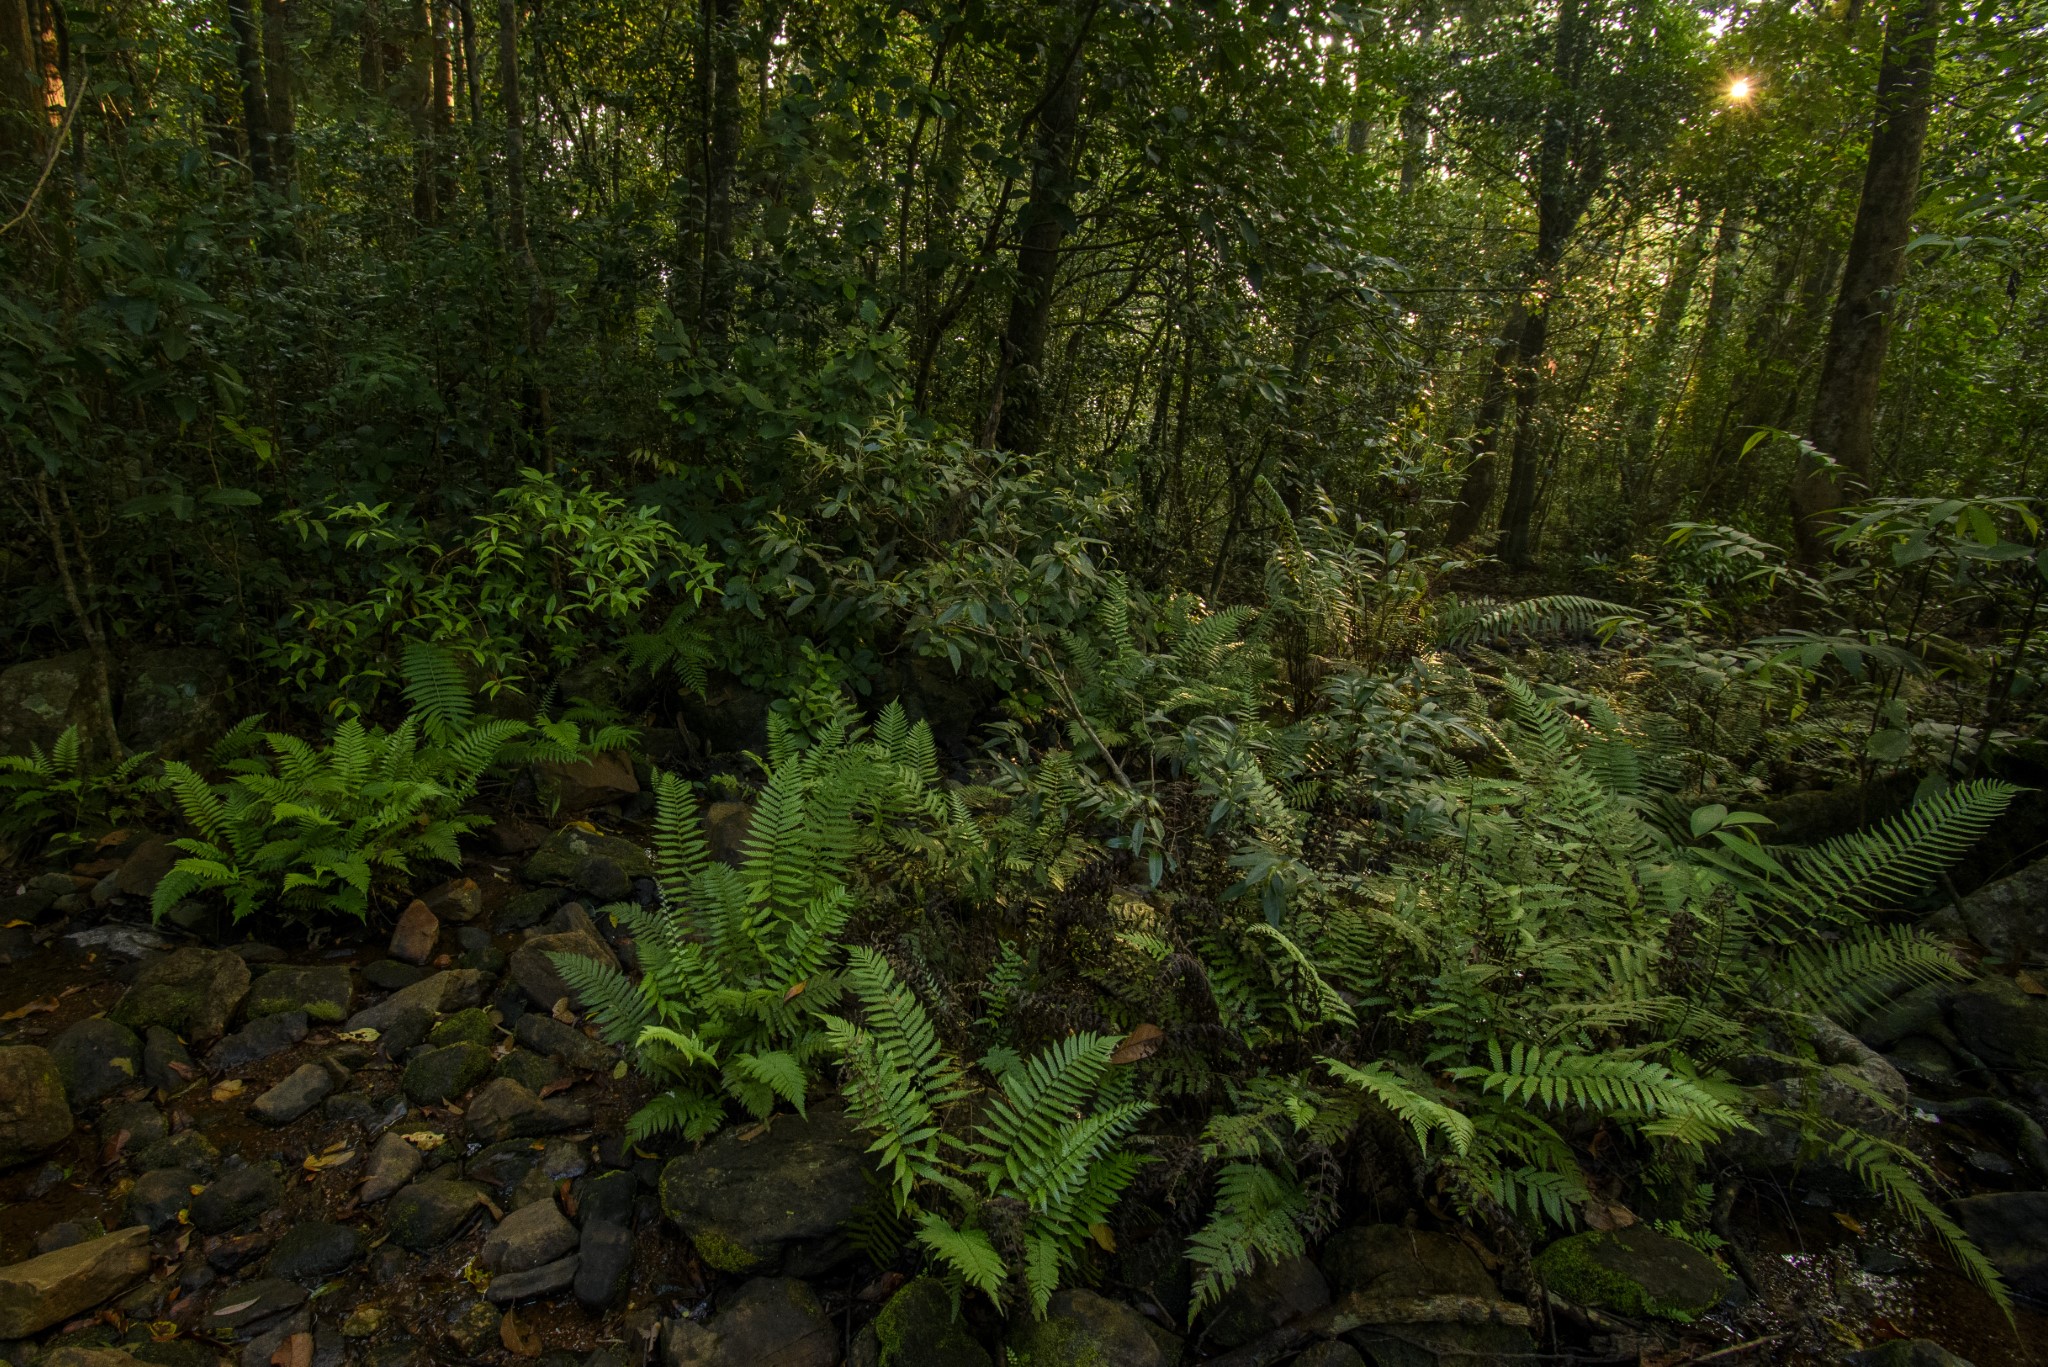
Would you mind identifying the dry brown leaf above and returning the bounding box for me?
[214,1298,260,1317]
[1109,1023,1166,1066]
[2017,971,2046,997]
[0,996,62,1021]
[500,1307,541,1357]
[565,820,600,835]
[782,980,806,1002]
[302,1149,355,1172]
[210,1080,246,1101]
[537,1077,576,1100]
[476,1192,505,1220]
[270,1331,314,1367]
[400,1131,446,1151]
[1581,1197,1636,1231]
[1833,1212,1866,1235]
[550,998,578,1025]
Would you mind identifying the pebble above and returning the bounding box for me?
[250,1063,334,1125]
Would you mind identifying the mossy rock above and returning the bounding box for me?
[1534,1225,1731,1321]
[522,829,652,886]
[495,1048,565,1094]
[873,1277,991,1367]
[1007,1290,1164,1367]
[428,1007,496,1048]
[245,965,354,1023]
[401,1043,495,1105]
[658,1099,867,1272]
[109,948,249,1041]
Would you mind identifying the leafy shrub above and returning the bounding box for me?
[0,726,158,855]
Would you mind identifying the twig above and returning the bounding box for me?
[1673,1334,1785,1364]
[1,72,89,236]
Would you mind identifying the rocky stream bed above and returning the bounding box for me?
[2,820,2046,1367]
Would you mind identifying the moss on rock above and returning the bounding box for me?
[874,1277,991,1367]
[1534,1226,1730,1322]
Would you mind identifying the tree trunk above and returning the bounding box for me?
[987,24,1085,454]
[225,0,272,184]
[407,0,438,222]
[1,0,47,175]
[1443,304,1525,548]
[430,0,454,206]
[498,0,530,260]
[699,0,741,344]
[261,0,293,188]
[1791,0,1942,561]
[1618,215,1712,503]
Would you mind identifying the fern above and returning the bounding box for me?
[1185,1163,1309,1319]
[1436,595,1634,648]
[1774,780,2020,918]
[916,1214,1008,1299]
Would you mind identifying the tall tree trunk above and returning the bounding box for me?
[1791,0,1942,561]
[1,0,47,176]
[1443,305,1526,547]
[454,0,495,232]
[225,0,272,185]
[1618,214,1712,503]
[987,20,1086,453]
[430,0,454,207]
[498,0,529,260]
[407,0,438,221]
[261,0,293,188]
[699,0,741,344]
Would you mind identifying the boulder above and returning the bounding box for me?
[1720,1017,1909,1171]
[678,684,771,756]
[1533,1225,1731,1321]
[118,648,235,759]
[386,1179,487,1252]
[445,1299,502,1356]
[424,877,482,925]
[1948,975,2048,1073]
[199,1276,305,1333]
[574,855,632,903]
[1323,1224,1532,1367]
[523,829,652,886]
[245,965,353,1023]
[113,837,180,901]
[428,1006,496,1047]
[574,1172,637,1311]
[389,901,440,965]
[100,1099,167,1153]
[538,752,639,812]
[1924,857,2048,961]
[49,1017,142,1106]
[110,947,250,1040]
[403,1043,495,1106]
[499,887,569,932]
[465,1077,588,1144]
[363,958,430,991]
[703,802,752,867]
[345,968,489,1034]
[870,1277,991,1367]
[135,1129,219,1178]
[511,927,619,1012]
[0,1045,74,1166]
[659,1100,869,1272]
[250,1064,334,1125]
[1950,1192,2048,1303]
[0,1224,151,1337]
[662,1278,836,1367]
[140,1025,197,1091]
[1203,1254,1328,1351]
[191,1163,284,1234]
[1296,1344,1368,1367]
[485,1254,580,1303]
[266,1221,365,1281]
[359,1131,425,1204]
[480,1200,578,1273]
[127,1167,199,1231]
[37,1347,149,1367]
[515,1013,614,1071]
[0,651,103,757]
[496,1048,566,1094]
[205,1010,308,1073]
[1007,1289,1163,1367]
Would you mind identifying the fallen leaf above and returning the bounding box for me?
[566,820,600,835]
[460,1258,492,1291]
[214,1298,260,1317]
[101,1129,132,1167]
[1109,1023,1166,1066]
[538,1077,576,1099]
[147,1320,181,1342]
[270,1331,313,1367]
[550,998,578,1025]
[856,1271,907,1302]
[96,829,132,850]
[1581,1197,1636,1231]
[302,1149,356,1172]
[0,996,62,1021]
[210,1080,245,1101]
[400,1131,446,1151]
[501,1307,541,1357]
[611,1060,628,1080]
[782,980,806,1002]
[1834,1212,1866,1235]
[2017,971,2046,997]
[338,1028,381,1043]
[321,1138,350,1154]
[737,1122,769,1142]
[1088,1222,1117,1253]
[476,1192,505,1220]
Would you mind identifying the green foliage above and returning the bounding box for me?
[0,726,157,854]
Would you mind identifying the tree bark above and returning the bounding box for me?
[225,0,272,184]
[1443,304,1525,548]
[699,0,742,344]
[498,0,530,260]
[261,0,293,187]
[0,0,47,175]
[987,16,1087,454]
[1792,0,1942,561]
[1618,214,1712,503]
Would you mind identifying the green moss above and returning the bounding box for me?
[1534,1228,1728,1322]
[429,1007,495,1047]
[1010,1318,1110,1367]
[689,1224,763,1273]
[875,1277,991,1367]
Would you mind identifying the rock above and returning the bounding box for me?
[0,651,103,756]
[574,856,632,903]
[486,1254,580,1303]
[113,837,181,901]
[251,1064,334,1125]
[324,1091,377,1126]
[110,947,250,1041]
[192,1163,284,1234]
[135,1128,218,1177]
[539,752,639,812]
[342,1305,388,1337]
[0,1045,74,1166]
[1720,1017,1910,1171]
[1925,857,2048,961]
[364,959,430,991]
[0,1225,151,1337]
[127,1167,199,1231]
[424,877,482,925]
[1323,1224,1531,1367]
[445,1300,502,1357]
[48,1018,143,1107]
[700,802,752,867]
[386,1178,487,1251]
[345,969,488,1034]
[140,1026,196,1091]
[33,1221,101,1255]
[359,1131,426,1204]
[207,1231,275,1274]
[658,1099,869,1272]
[1534,1225,1731,1321]
[100,1099,167,1153]
[119,647,234,759]
[267,1221,364,1280]
[465,1077,588,1143]
[524,829,652,886]
[1887,1035,1962,1087]
[402,1043,495,1105]
[491,817,551,855]
[378,1004,436,1060]
[516,1014,614,1071]
[1853,1341,1978,1367]
[429,1006,496,1047]
[510,928,620,1012]
[1007,1289,1163,1367]
[1949,975,2048,1072]
[481,1199,579,1273]
[1203,1254,1329,1350]
[201,1277,305,1333]
[1950,1192,2048,1303]
[1295,1344,1368,1367]
[204,1011,308,1073]
[245,965,353,1023]
[388,900,440,964]
[678,684,771,756]
[663,1278,835,1367]
[38,1348,152,1367]
[574,1171,636,1311]
[467,1139,543,1190]
[501,887,569,932]
[869,1276,991,1367]
[497,1048,567,1093]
